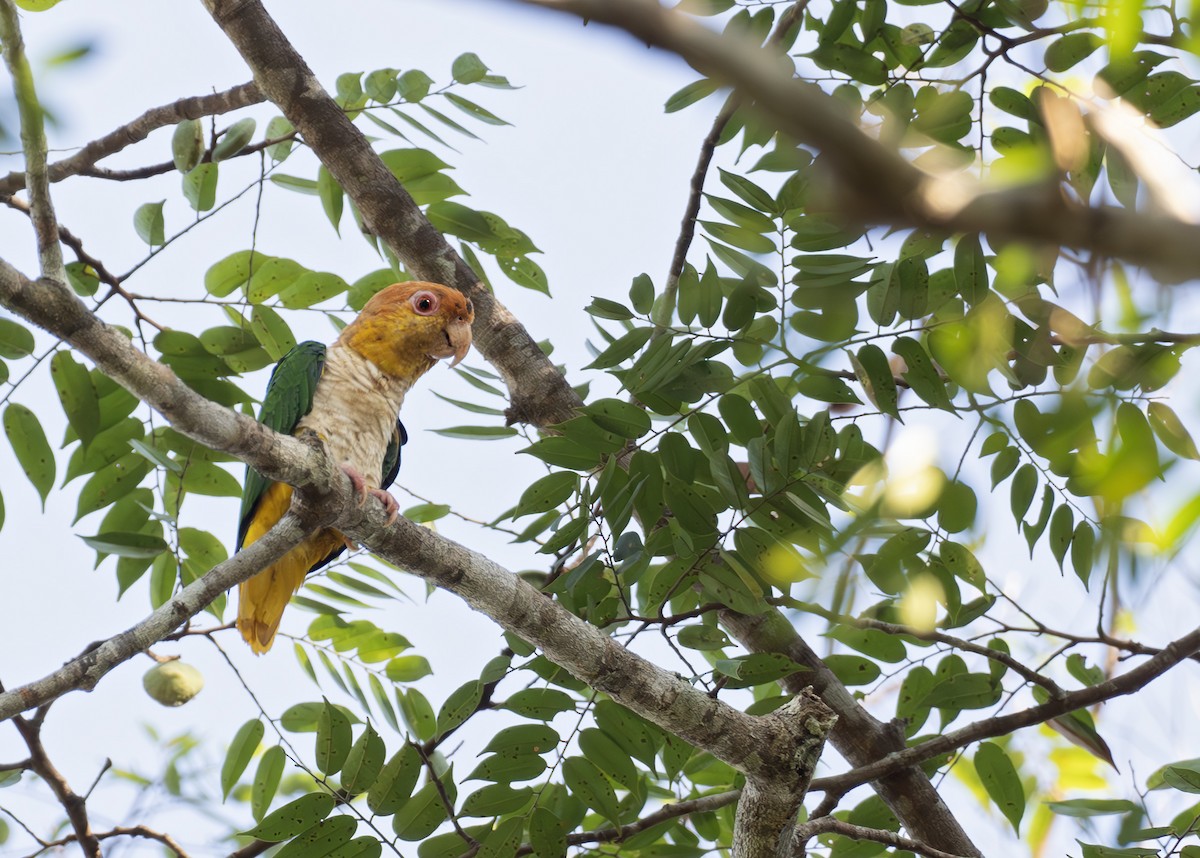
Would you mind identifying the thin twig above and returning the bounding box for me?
[794,816,969,858]
[0,82,263,195]
[0,0,65,281]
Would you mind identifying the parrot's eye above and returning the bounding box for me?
[412,291,439,315]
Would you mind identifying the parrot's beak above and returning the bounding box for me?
[445,318,473,367]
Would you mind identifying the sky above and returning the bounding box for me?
[2,0,1200,855]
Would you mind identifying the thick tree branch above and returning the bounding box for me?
[521,0,1200,278]
[0,82,263,195]
[0,265,834,851]
[721,609,982,858]
[201,0,581,427]
[335,494,835,783]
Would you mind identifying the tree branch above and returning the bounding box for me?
[519,0,1200,278]
[11,714,100,857]
[0,0,65,282]
[0,261,833,849]
[0,82,263,195]
[811,622,1200,794]
[721,609,983,857]
[0,510,305,720]
[201,0,581,427]
[793,816,970,858]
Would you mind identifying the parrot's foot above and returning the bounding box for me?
[340,464,400,524]
[369,488,401,524]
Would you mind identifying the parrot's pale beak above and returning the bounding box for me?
[444,318,473,367]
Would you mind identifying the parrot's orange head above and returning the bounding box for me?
[340,281,474,379]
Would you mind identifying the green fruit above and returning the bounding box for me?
[142,661,205,707]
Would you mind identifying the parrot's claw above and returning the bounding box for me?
[339,464,400,524]
[368,488,401,525]
[340,464,370,505]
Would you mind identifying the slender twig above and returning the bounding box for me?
[0,0,65,281]
[11,713,101,857]
[0,82,263,195]
[794,816,969,858]
[32,825,193,858]
[656,0,806,329]
[519,789,742,854]
[809,623,1200,795]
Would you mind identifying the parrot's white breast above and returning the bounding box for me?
[296,343,412,488]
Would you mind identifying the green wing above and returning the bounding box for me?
[381,419,408,492]
[237,341,326,550]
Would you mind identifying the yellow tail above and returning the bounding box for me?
[237,482,341,654]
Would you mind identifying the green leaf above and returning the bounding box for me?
[398,69,434,101]
[205,250,259,297]
[342,724,386,795]
[275,815,355,858]
[381,655,430,683]
[954,234,988,305]
[316,699,353,775]
[892,336,953,411]
[585,398,651,438]
[222,719,264,800]
[51,351,100,448]
[578,728,639,789]
[393,780,450,841]
[665,78,718,112]
[182,163,218,212]
[251,306,297,361]
[368,744,422,815]
[133,201,166,246]
[398,689,437,741]
[79,531,168,559]
[810,44,888,85]
[850,344,900,419]
[265,116,295,161]
[1071,521,1096,586]
[1148,402,1200,459]
[431,425,518,440]
[563,756,621,827]
[482,725,560,757]
[504,688,576,720]
[5,404,55,508]
[515,472,577,517]
[243,793,336,841]
[0,318,33,359]
[975,742,1025,834]
[452,52,488,84]
[437,680,483,737]
[1045,31,1103,72]
[317,166,344,233]
[1010,464,1038,522]
[1046,799,1140,818]
[461,784,535,817]
[171,119,204,172]
[251,745,286,822]
[213,117,256,160]
[444,92,509,126]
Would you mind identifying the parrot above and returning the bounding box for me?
[235,281,474,653]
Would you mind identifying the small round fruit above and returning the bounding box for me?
[142,661,205,707]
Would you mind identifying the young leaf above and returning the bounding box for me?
[133,201,166,246]
[316,699,353,775]
[5,404,55,508]
[221,719,264,800]
[975,742,1026,834]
